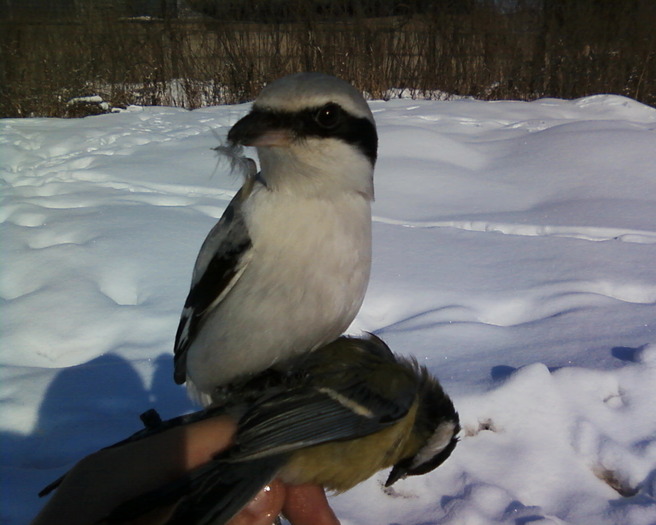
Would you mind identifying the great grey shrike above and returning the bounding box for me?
[173,72,378,404]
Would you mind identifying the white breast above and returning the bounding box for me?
[185,186,372,401]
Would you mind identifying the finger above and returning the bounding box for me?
[182,415,238,469]
[33,415,238,525]
[227,480,286,525]
[282,484,340,525]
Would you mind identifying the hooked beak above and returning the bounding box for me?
[228,110,293,148]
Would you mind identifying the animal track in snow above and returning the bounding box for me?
[464,418,499,437]
[574,422,642,498]
[373,216,656,245]
[593,467,640,497]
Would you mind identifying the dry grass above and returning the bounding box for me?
[1,0,654,117]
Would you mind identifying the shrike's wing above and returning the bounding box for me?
[173,185,254,384]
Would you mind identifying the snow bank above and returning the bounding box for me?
[2,94,655,524]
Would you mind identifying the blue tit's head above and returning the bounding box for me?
[385,365,460,487]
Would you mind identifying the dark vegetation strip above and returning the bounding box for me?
[1,0,654,117]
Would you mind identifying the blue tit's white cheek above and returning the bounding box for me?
[411,420,460,470]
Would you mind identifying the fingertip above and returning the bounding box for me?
[282,484,340,525]
[228,481,286,525]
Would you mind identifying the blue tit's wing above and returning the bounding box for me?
[100,385,400,525]
[169,456,285,525]
[228,369,418,461]
[102,454,286,525]
[173,185,254,384]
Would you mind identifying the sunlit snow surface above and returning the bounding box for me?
[2,95,656,524]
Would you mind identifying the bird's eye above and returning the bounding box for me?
[315,103,341,129]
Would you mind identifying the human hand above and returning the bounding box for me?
[32,415,339,525]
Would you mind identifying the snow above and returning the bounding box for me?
[2,94,656,524]
[66,96,109,111]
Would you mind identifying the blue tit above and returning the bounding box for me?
[99,334,460,525]
[174,73,377,405]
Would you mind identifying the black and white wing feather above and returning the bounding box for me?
[226,379,415,462]
[174,186,254,384]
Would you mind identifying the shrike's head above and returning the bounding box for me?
[228,73,377,199]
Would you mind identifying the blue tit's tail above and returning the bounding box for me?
[103,454,287,525]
